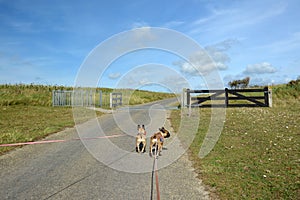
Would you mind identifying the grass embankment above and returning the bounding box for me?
[170,83,300,199]
[0,84,174,155]
[0,84,73,106]
[0,106,74,154]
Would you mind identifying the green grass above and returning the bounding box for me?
[272,81,300,99]
[0,84,74,106]
[0,105,105,155]
[170,84,300,199]
[0,106,75,154]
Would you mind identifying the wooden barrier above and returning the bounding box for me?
[182,87,272,108]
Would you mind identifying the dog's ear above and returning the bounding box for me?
[142,125,145,129]
[137,125,140,130]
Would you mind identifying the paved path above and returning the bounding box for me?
[0,99,211,199]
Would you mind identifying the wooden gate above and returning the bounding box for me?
[182,87,272,108]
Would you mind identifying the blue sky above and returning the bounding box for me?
[0,0,299,91]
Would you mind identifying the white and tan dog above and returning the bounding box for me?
[136,125,146,153]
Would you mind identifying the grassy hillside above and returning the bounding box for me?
[0,84,72,106]
[0,84,175,154]
[170,83,300,199]
[272,81,300,99]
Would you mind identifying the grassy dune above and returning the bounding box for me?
[0,84,73,106]
[0,84,174,107]
[170,84,300,199]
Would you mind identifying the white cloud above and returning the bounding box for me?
[126,26,157,48]
[205,40,235,70]
[108,72,121,79]
[176,50,216,76]
[175,39,237,76]
[243,62,277,74]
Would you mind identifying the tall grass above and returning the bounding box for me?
[0,84,73,106]
[272,83,300,100]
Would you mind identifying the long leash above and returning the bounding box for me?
[150,142,161,200]
[154,151,161,200]
[0,134,125,147]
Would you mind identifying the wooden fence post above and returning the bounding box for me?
[186,89,190,107]
[225,88,229,107]
[268,88,272,107]
[110,93,113,108]
[181,88,186,108]
[264,87,269,107]
[188,94,192,117]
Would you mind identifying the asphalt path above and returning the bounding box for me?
[0,99,211,200]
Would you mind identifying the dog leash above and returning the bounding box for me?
[150,142,161,200]
[154,146,161,200]
[0,134,125,147]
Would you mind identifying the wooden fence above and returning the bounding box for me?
[182,87,272,108]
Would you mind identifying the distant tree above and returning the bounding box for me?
[241,77,250,88]
[288,76,300,87]
[228,80,237,89]
[228,77,250,89]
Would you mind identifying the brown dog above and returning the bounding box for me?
[136,125,146,153]
[149,127,171,157]
[159,127,170,139]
